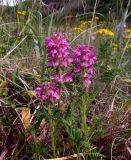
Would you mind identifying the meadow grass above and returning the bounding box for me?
[0,0,131,159]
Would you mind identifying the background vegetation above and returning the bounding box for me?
[0,0,131,159]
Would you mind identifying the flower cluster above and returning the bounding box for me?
[36,33,96,103]
[71,27,82,33]
[72,45,96,85]
[123,29,131,39]
[112,43,118,51]
[45,32,73,84]
[45,32,72,67]
[96,29,114,37]
[17,11,27,16]
[71,18,99,33]
[71,20,92,33]
[36,82,60,103]
[124,44,131,50]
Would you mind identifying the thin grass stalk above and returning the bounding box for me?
[37,11,47,80]
[115,0,131,43]
[118,37,131,68]
[48,13,54,36]
[41,13,54,80]
[88,0,98,45]
[2,35,28,60]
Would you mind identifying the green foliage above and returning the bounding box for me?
[12,68,19,84]
[0,79,8,96]
[98,39,111,59]
[24,74,35,81]
[100,68,121,82]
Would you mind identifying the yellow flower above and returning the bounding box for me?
[96,29,114,37]
[17,11,27,16]
[71,27,82,32]
[79,23,86,30]
[86,20,92,24]
[123,29,131,39]
[112,43,117,47]
[71,20,92,33]
[79,20,91,30]
[99,21,107,25]
[94,16,99,20]
[112,47,117,51]
[123,35,131,39]
[124,29,131,33]
[80,21,88,25]
[112,43,118,51]
[124,44,131,49]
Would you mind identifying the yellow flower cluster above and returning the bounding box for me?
[99,21,107,25]
[94,16,99,20]
[96,29,114,37]
[124,44,131,49]
[79,20,91,29]
[71,16,100,33]
[17,11,27,16]
[124,29,131,33]
[123,29,131,39]
[71,27,82,32]
[81,20,92,25]
[112,43,118,51]
[71,20,93,33]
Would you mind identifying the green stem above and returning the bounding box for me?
[48,105,56,157]
[81,95,87,136]
[41,37,47,80]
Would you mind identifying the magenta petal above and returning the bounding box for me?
[45,33,72,68]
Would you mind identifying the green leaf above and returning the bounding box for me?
[24,74,35,81]
[100,68,120,82]
[0,79,8,96]
[12,68,19,84]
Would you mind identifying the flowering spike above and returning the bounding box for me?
[45,33,72,67]
[72,45,96,86]
[36,82,60,103]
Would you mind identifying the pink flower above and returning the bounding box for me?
[71,45,96,86]
[83,73,92,86]
[45,33,72,67]
[36,82,60,103]
[50,73,72,83]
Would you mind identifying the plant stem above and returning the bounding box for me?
[48,105,56,157]
[81,95,87,136]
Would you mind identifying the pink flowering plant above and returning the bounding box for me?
[36,32,96,103]
[35,32,96,157]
